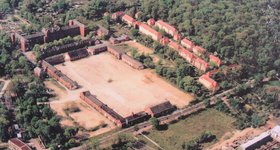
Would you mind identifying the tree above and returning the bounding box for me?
[198,131,216,143]
[0,0,11,13]
[150,117,159,130]
[179,76,198,93]
[0,31,12,50]
[90,138,99,150]
[52,0,68,12]
[86,0,108,19]
[0,104,11,142]
[32,44,42,60]
[131,29,139,38]
[251,113,265,128]
[64,127,78,139]
[182,140,200,150]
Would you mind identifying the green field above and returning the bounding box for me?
[143,109,236,150]
[267,80,280,87]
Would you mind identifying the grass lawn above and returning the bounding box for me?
[144,109,236,150]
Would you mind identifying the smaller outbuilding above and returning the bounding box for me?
[145,101,175,117]
[8,138,32,150]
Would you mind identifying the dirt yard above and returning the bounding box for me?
[45,81,116,137]
[55,53,193,117]
[123,41,154,54]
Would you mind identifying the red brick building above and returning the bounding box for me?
[122,14,135,26]
[123,111,150,127]
[198,73,219,92]
[41,25,80,43]
[14,32,45,52]
[34,67,43,78]
[133,21,141,29]
[15,21,87,52]
[168,40,183,51]
[107,45,123,59]
[97,26,109,37]
[64,48,89,61]
[160,37,170,45]
[138,23,162,41]
[8,138,32,150]
[173,33,181,41]
[45,54,65,65]
[87,44,107,55]
[42,61,78,90]
[178,48,196,64]
[69,19,88,37]
[155,20,178,36]
[145,101,175,117]
[80,91,124,127]
[112,11,124,20]
[42,38,95,58]
[193,58,209,72]
[147,18,155,26]
[209,55,222,67]
[109,34,130,44]
[181,38,194,50]
[193,46,206,56]
[121,54,144,70]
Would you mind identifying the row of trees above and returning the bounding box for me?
[133,34,205,96]
[0,104,12,141]
[0,0,20,13]
[0,32,12,76]
[32,36,77,60]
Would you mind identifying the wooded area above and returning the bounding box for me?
[0,0,279,149]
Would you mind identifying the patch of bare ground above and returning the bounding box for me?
[45,81,116,138]
[209,119,278,150]
[55,53,194,117]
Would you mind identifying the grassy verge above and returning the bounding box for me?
[140,109,236,150]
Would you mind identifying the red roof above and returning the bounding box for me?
[112,11,124,18]
[196,58,208,68]
[139,23,161,37]
[193,46,206,52]
[182,38,193,46]
[133,21,141,26]
[122,14,135,23]
[147,18,155,25]
[9,138,32,150]
[173,33,181,41]
[209,55,221,66]
[156,20,177,33]
[168,41,182,51]
[200,74,218,87]
[160,37,170,44]
[115,11,124,16]
[181,48,195,58]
